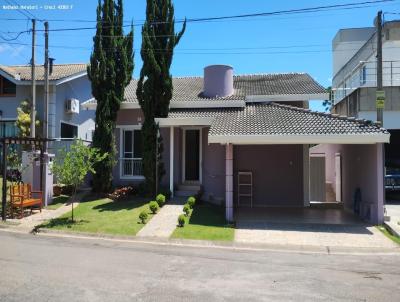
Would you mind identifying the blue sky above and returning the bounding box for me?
[1,0,400,111]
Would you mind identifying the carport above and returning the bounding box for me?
[208,103,390,225]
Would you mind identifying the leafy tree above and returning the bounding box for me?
[137,0,186,195]
[15,99,41,137]
[52,139,107,222]
[87,0,134,193]
[322,86,333,112]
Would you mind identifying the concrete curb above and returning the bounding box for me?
[20,227,400,256]
[384,221,400,238]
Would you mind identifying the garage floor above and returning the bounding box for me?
[235,207,396,248]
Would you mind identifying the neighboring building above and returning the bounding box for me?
[331,20,400,168]
[0,63,95,144]
[84,65,389,224]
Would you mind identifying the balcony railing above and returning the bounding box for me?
[333,60,400,103]
[120,158,143,177]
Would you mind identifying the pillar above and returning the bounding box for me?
[375,143,385,224]
[225,143,233,222]
[170,126,174,197]
[303,144,310,207]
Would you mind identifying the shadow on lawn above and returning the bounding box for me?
[43,217,89,228]
[92,197,149,212]
[188,203,232,228]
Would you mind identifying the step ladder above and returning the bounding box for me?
[238,171,253,207]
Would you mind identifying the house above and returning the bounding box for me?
[331,20,400,168]
[0,63,95,145]
[83,64,390,224]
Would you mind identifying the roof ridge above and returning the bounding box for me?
[268,102,385,129]
[0,63,87,68]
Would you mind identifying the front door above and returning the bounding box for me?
[184,129,201,182]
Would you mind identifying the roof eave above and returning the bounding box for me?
[208,133,390,145]
[246,93,329,102]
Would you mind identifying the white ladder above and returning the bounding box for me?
[238,171,253,207]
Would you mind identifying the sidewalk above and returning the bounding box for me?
[137,197,186,238]
[385,203,400,237]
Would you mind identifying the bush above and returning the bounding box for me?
[139,210,148,224]
[159,188,172,200]
[183,204,191,216]
[149,201,159,214]
[178,214,185,227]
[156,194,166,207]
[187,196,196,209]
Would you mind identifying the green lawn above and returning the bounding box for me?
[40,196,154,236]
[377,225,400,245]
[171,203,234,241]
[46,195,70,210]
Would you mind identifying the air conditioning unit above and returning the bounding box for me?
[65,98,80,114]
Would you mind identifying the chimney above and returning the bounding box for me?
[203,65,234,98]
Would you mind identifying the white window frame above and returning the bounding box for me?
[118,125,144,180]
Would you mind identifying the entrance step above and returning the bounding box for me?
[174,190,199,197]
[177,184,201,191]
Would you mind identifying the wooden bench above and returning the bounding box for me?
[10,184,43,219]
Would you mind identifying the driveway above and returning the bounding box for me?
[235,207,396,248]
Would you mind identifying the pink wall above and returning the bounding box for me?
[116,109,144,125]
[312,143,384,224]
[234,145,304,207]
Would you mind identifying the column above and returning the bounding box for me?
[303,144,310,207]
[170,126,174,197]
[375,143,385,224]
[225,143,233,222]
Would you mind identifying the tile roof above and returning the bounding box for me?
[123,72,326,105]
[0,63,87,81]
[167,102,388,137]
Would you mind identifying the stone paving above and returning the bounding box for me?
[235,222,397,248]
[137,197,186,238]
[4,191,86,232]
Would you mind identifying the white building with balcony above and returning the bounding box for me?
[332,20,400,168]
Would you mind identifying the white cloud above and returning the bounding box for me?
[0,43,25,58]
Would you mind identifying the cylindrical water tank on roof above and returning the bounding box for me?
[203,65,234,98]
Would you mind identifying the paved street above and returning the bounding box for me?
[0,231,400,301]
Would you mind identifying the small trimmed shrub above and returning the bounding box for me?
[187,196,196,209]
[156,194,166,207]
[139,211,148,224]
[183,204,191,216]
[159,188,172,200]
[178,214,185,227]
[149,201,159,214]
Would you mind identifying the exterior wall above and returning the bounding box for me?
[234,145,304,207]
[0,75,96,141]
[55,75,95,140]
[333,22,400,104]
[201,128,225,203]
[311,143,384,224]
[333,86,400,128]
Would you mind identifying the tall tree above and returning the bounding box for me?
[137,0,186,195]
[87,0,134,192]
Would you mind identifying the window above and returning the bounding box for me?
[123,129,142,158]
[0,76,16,96]
[61,122,78,138]
[0,121,18,137]
[360,65,367,85]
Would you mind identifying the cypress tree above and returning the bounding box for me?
[137,0,186,196]
[88,0,134,192]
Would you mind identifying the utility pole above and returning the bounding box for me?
[376,10,384,126]
[43,21,49,147]
[30,19,36,138]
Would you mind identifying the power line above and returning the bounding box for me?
[1,0,397,33]
[3,0,39,21]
